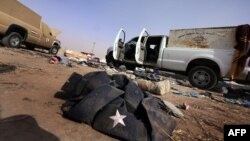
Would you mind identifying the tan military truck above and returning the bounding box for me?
[0,0,61,54]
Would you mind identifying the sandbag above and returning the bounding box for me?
[135,79,171,95]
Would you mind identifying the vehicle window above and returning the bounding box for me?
[129,37,138,42]
[165,37,168,48]
[42,23,51,36]
[150,44,157,49]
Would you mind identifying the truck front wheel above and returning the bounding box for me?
[2,32,23,48]
[106,52,119,68]
[49,45,60,55]
[188,66,218,90]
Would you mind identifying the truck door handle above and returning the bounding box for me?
[31,31,38,35]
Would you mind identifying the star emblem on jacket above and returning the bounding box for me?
[109,110,127,128]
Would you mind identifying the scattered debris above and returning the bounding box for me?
[134,69,163,81]
[175,79,191,87]
[104,67,136,80]
[163,100,184,118]
[199,91,213,98]
[244,101,250,107]
[173,90,185,95]
[79,61,99,68]
[171,88,211,99]
[223,88,250,99]
[223,98,250,107]
[49,56,72,67]
[222,86,229,94]
[221,84,250,107]
[190,92,198,98]
[179,102,190,110]
[64,50,88,62]
[104,64,250,109]
[50,56,60,64]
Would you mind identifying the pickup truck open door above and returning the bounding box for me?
[113,28,125,61]
[135,28,149,64]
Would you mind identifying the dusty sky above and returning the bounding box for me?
[19,0,250,58]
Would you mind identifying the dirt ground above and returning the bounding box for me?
[0,47,250,141]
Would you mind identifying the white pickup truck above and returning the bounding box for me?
[106,26,250,89]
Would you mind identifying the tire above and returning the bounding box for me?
[188,66,218,90]
[2,32,23,48]
[106,52,118,68]
[49,45,60,55]
[125,64,136,70]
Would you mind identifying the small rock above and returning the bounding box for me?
[126,70,134,74]
[22,97,33,102]
[222,87,228,94]
[118,65,126,72]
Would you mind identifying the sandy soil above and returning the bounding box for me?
[0,47,250,141]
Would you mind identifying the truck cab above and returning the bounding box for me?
[110,28,166,69]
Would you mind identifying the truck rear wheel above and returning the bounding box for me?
[188,66,218,90]
[2,32,23,48]
[49,45,60,55]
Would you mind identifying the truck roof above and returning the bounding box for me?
[170,26,237,31]
[132,35,167,39]
[0,0,42,29]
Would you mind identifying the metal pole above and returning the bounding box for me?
[91,42,96,54]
